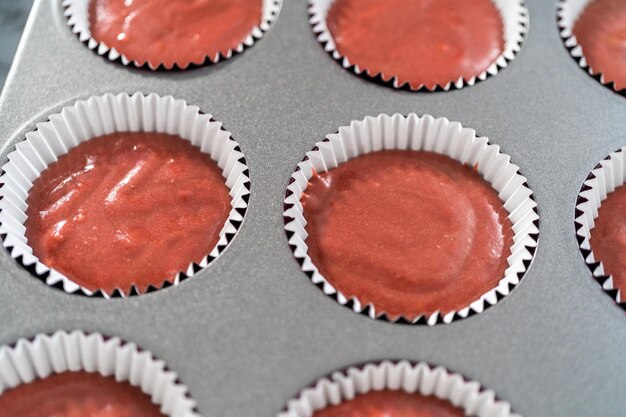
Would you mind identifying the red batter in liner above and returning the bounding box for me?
[25,132,231,294]
[325,0,505,90]
[572,0,626,91]
[302,150,513,318]
[313,390,466,417]
[0,372,165,417]
[89,0,263,68]
[590,184,626,296]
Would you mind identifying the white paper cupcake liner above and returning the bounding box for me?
[0,92,250,298]
[574,147,626,309]
[0,330,200,417]
[278,361,522,417]
[308,0,528,91]
[63,0,282,70]
[557,0,625,95]
[283,114,539,325]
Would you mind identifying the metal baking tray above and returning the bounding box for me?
[0,0,624,416]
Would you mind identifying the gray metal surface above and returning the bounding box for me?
[0,0,624,416]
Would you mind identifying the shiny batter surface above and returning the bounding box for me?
[326,0,504,89]
[573,0,626,91]
[302,151,513,318]
[590,184,626,295]
[313,390,466,417]
[25,132,231,294]
[0,372,165,417]
[89,0,263,68]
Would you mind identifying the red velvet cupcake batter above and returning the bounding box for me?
[313,390,466,417]
[0,372,165,417]
[25,132,231,294]
[302,151,513,318]
[573,0,626,91]
[590,184,626,295]
[89,0,263,68]
[325,0,504,90]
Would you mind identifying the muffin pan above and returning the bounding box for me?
[0,0,625,416]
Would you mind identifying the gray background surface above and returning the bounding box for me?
[0,0,624,416]
[0,0,33,89]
